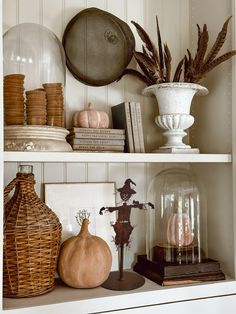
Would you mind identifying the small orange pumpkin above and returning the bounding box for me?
[58,218,112,288]
[73,103,110,128]
[167,213,193,246]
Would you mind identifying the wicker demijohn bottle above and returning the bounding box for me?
[3,165,62,298]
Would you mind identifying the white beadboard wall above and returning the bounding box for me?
[3,0,189,269]
[189,0,234,278]
[189,0,232,154]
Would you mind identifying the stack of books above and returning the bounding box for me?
[111,102,145,153]
[67,127,126,152]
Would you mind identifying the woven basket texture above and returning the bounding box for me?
[3,172,62,298]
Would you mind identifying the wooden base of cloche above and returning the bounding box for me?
[133,255,225,286]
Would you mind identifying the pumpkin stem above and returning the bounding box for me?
[78,218,91,237]
[88,102,93,109]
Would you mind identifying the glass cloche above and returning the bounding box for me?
[3,23,66,90]
[134,167,224,285]
[147,168,207,265]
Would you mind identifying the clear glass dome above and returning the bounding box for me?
[147,168,207,265]
[3,23,66,91]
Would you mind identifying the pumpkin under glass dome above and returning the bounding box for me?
[134,167,225,285]
[147,168,207,265]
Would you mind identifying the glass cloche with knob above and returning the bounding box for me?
[146,168,207,265]
[134,168,225,286]
[3,23,66,91]
[3,23,70,150]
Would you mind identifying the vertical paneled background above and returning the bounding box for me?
[3,0,189,269]
[189,0,234,277]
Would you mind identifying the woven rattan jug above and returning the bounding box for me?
[3,165,62,298]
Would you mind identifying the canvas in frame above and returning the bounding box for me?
[44,182,118,270]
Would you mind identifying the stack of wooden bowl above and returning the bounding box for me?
[25,89,47,125]
[43,83,64,127]
[4,74,25,125]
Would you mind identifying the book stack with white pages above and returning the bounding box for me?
[67,127,126,152]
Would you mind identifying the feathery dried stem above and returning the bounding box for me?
[136,55,157,84]
[117,69,150,85]
[156,16,164,80]
[193,24,209,70]
[202,50,236,74]
[131,20,158,65]
[134,52,157,72]
[164,43,172,82]
[119,16,235,86]
[184,17,235,83]
[173,58,184,82]
[203,16,232,66]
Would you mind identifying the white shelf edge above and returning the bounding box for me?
[3,152,232,163]
[3,278,236,313]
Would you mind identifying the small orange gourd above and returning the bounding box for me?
[58,218,112,288]
[73,103,110,128]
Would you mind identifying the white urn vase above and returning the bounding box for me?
[143,83,208,153]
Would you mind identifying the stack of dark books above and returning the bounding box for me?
[67,127,125,152]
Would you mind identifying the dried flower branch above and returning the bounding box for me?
[119,16,236,85]
[75,209,90,226]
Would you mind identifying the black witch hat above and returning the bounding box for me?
[117,178,136,201]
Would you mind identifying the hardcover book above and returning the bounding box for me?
[135,102,145,153]
[129,101,140,153]
[70,132,126,140]
[70,127,125,135]
[71,144,124,152]
[111,102,134,153]
[69,138,125,146]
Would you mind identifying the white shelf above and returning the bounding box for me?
[3,277,236,313]
[3,152,232,163]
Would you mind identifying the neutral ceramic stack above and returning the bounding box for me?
[4,125,72,151]
[25,89,47,125]
[43,82,64,127]
[4,74,25,125]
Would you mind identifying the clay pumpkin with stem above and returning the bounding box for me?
[73,103,110,128]
[58,218,112,288]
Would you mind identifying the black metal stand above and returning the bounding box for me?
[102,244,145,291]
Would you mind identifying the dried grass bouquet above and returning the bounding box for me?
[120,17,236,85]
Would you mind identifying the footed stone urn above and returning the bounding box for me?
[143,82,208,153]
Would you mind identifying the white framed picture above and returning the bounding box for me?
[45,182,118,270]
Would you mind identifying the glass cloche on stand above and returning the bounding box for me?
[3,23,71,151]
[134,168,225,285]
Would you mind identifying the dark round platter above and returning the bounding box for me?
[63,7,135,86]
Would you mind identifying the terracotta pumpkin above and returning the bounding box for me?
[73,103,110,128]
[166,213,193,246]
[58,218,112,288]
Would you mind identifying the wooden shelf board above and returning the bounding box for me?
[3,277,236,313]
[3,152,232,163]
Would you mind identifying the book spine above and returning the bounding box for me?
[71,127,125,135]
[69,138,125,146]
[129,102,140,153]
[135,102,145,153]
[111,102,134,153]
[124,102,134,153]
[70,133,125,140]
[71,144,124,151]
